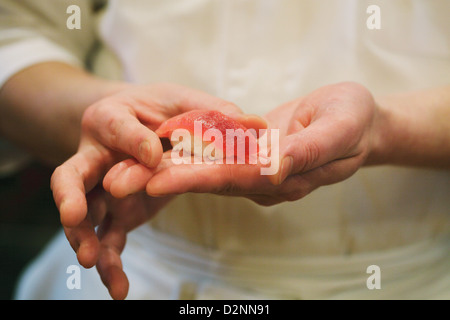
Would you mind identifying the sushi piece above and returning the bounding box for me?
[155,110,259,163]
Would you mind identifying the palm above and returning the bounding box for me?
[105,82,378,206]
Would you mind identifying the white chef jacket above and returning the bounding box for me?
[2,0,449,299]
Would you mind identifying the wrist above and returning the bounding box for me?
[364,98,394,166]
[0,62,129,165]
[364,88,450,169]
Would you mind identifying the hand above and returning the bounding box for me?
[50,83,257,299]
[66,187,172,300]
[265,81,379,193]
[102,82,381,206]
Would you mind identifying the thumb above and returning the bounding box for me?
[83,104,163,168]
[268,115,358,185]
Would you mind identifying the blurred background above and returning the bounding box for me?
[0,143,61,299]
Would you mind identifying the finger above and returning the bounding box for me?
[96,215,129,300]
[278,155,363,201]
[64,221,99,269]
[85,105,163,168]
[51,145,113,228]
[269,112,362,185]
[146,162,267,197]
[85,186,109,227]
[62,188,107,268]
[102,161,130,193]
[103,158,155,198]
[97,260,129,300]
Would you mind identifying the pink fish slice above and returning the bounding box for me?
[155,110,259,163]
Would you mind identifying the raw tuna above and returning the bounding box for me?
[156,110,258,163]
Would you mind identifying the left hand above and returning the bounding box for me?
[104,82,382,206]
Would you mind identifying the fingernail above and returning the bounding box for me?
[278,156,293,185]
[139,140,151,164]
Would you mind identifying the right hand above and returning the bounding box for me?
[50,83,259,299]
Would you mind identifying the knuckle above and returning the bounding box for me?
[300,140,320,172]
[81,102,107,131]
[105,115,121,146]
[86,102,124,148]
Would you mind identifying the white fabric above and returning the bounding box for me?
[94,0,450,255]
[14,226,450,300]
[0,0,97,87]
[0,37,82,87]
[3,0,450,299]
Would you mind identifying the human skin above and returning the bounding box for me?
[1,62,449,299]
[0,62,265,299]
[104,82,450,206]
[101,81,450,299]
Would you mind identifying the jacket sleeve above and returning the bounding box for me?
[0,0,101,87]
